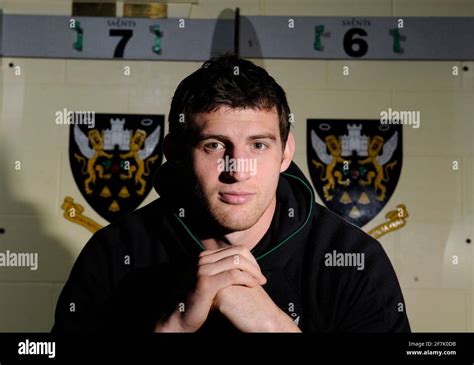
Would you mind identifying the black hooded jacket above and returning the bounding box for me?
[52,161,410,333]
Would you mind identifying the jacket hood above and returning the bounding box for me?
[153,161,315,261]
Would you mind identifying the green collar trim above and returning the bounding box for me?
[172,172,314,261]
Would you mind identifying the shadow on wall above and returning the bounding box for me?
[210,8,265,68]
[0,84,73,333]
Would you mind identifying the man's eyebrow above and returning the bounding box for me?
[247,134,277,141]
[196,133,277,142]
[196,134,231,142]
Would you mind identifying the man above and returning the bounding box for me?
[52,53,410,333]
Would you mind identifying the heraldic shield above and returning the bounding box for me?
[307,119,402,227]
[69,114,164,223]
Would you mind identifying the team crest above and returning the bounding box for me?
[307,119,402,227]
[69,113,164,222]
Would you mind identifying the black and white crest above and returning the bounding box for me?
[307,119,402,227]
[69,113,164,223]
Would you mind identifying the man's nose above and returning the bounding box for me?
[225,147,252,182]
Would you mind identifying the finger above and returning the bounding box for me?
[194,269,259,305]
[198,247,229,257]
[199,255,266,285]
[199,246,259,267]
[212,269,260,293]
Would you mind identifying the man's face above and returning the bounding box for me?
[189,106,286,232]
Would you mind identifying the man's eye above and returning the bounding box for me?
[204,142,224,150]
[253,142,268,150]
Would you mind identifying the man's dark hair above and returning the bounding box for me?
[168,52,292,147]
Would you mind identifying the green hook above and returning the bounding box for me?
[389,28,402,53]
[73,21,83,51]
[314,25,325,51]
[151,24,162,54]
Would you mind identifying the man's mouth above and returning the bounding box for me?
[218,191,255,205]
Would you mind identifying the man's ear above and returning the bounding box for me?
[280,132,295,173]
[163,133,185,165]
